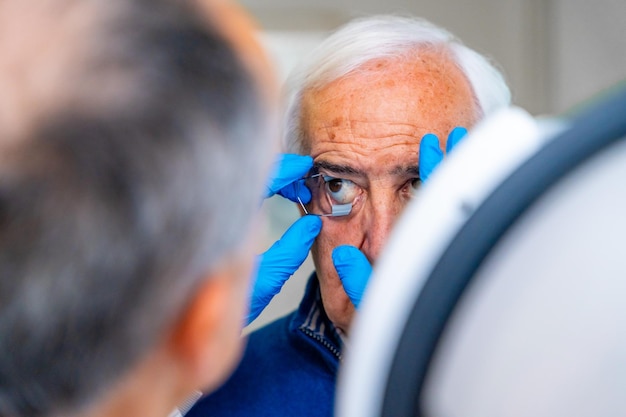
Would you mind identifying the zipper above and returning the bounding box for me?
[300,327,343,362]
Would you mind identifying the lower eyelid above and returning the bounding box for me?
[351,192,365,207]
[402,179,420,189]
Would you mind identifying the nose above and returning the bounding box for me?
[359,186,405,262]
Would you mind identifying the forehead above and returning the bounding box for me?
[300,50,478,172]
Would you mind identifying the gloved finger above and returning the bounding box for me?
[332,245,373,308]
[276,179,311,204]
[264,154,313,202]
[419,133,444,183]
[260,215,322,277]
[247,215,322,324]
[445,126,468,154]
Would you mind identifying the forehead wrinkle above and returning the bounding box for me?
[318,118,430,141]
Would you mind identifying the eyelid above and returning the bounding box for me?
[312,161,362,176]
[315,168,340,179]
[322,174,348,183]
[317,170,366,189]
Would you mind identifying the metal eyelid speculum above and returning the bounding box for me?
[297,174,353,217]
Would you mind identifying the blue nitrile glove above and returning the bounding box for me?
[247,154,321,325]
[332,245,373,308]
[248,215,322,324]
[419,126,468,182]
[264,153,313,203]
[331,127,468,309]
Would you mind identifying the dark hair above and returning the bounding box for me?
[0,1,270,416]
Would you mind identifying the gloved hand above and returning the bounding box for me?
[332,245,372,308]
[264,153,313,203]
[418,126,467,181]
[247,153,320,325]
[248,215,321,324]
[331,127,468,309]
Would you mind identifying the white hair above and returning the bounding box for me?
[282,14,512,154]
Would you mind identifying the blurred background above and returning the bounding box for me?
[248,0,626,332]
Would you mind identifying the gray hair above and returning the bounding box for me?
[282,14,512,154]
[0,1,271,416]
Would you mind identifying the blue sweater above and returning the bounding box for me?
[185,274,343,417]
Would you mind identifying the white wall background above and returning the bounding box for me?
[246,0,626,332]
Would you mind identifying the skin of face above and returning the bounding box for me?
[300,49,479,333]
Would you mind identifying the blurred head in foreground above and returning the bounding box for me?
[0,1,277,416]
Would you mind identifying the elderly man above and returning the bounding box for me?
[186,14,511,417]
[0,0,287,416]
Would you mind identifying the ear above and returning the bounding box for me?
[167,256,253,392]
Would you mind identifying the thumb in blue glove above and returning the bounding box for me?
[264,153,313,203]
[419,126,467,182]
[247,215,322,324]
[332,245,373,308]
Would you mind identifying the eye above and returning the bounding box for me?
[323,176,361,204]
[404,177,422,196]
[410,177,421,191]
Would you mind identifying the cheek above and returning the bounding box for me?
[311,223,335,269]
[315,219,360,250]
[311,218,363,275]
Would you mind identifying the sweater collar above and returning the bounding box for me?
[290,273,344,361]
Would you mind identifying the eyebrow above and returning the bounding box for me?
[390,165,420,178]
[313,161,364,176]
[314,161,420,178]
